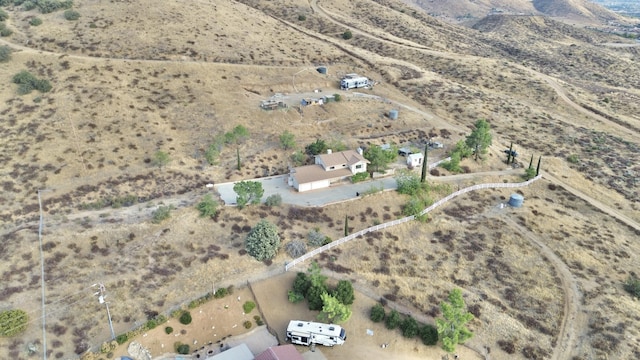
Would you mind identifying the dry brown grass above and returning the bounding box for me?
[0,0,638,359]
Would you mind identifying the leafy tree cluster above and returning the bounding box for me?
[369,305,438,345]
[0,309,28,336]
[245,219,280,261]
[233,180,263,209]
[204,125,249,165]
[279,130,295,150]
[436,288,474,353]
[35,0,74,14]
[364,144,397,173]
[304,138,346,156]
[288,263,354,323]
[12,70,52,94]
[395,171,432,219]
[440,119,491,173]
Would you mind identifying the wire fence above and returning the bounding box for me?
[285,175,542,271]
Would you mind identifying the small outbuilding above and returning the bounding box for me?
[407,153,424,168]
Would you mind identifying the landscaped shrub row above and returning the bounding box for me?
[369,304,438,346]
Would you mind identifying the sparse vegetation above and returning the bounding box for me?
[0,45,10,62]
[285,240,306,258]
[623,274,640,299]
[63,8,79,20]
[29,17,43,26]
[196,194,219,218]
[264,194,282,207]
[279,130,295,150]
[0,309,28,336]
[12,70,52,94]
[151,205,173,224]
[152,150,170,169]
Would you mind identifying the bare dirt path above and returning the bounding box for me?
[499,215,586,360]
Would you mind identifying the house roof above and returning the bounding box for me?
[255,345,303,360]
[209,343,254,360]
[317,150,368,168]
[291,165,352,184]
[408,153,424,159]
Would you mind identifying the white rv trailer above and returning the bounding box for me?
[340,73,370,90]
[286,320,347,347]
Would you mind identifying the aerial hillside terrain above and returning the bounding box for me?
[0,0,638,359]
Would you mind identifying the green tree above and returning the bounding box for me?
[233,180,264,209]
[205,144,220,165]
[63,9,80,20]
[245,219,280,261]
[224,125,249,145]
[292,272,311,297]
[342,30,353,40]
[307,284,327,311]
[0,8,8,21]
[152,205,173,224]
[370,304,385,322]
[305,139,328,155]
[523,166,536,180]
[152,150,170,169]
[264,194,282,207]
[196,194,218,218]
[319,293,352,323]
[402,196,426,217]
[440,152,462,173]
[29,17,43,26]
[454,140,473,159]
[0,309,28,336]
[236,147,241,170]
[179,311,192,325]
[344,215,349,236]
[436,288,474,353]
[536,156,542,176]
[332,280,355,305]
[279,130,295,150]
[364,144,397,173]
[291,150,306,166]
[421,143,428,182]
[0,45,11,62]
[465,119,492,161]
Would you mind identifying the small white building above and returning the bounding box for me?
[407,153,424,168]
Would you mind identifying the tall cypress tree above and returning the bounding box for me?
[536,156,542,176]
[421,143,428,183]
[507,142,513,164]
[528,154,533,169]
[344,215,349,236]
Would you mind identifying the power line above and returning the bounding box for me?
[93,283,116,340]
[37,189,47,360]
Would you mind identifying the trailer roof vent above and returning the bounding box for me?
[329,327,335,331]
[297,322,303,327]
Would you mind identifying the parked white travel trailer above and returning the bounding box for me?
[340,74,370,90]
[286,320,347,347]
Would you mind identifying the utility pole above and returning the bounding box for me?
[93,283,116,340]
[38,189,48,360]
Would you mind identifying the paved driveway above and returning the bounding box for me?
[214,175,397,207]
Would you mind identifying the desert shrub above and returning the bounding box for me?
[0,27,13,37]
[196,194,219,218]
[115,334,128,345]
[308,229,330,247]
[178,311,192,325]
[333,93,341,102]
[226,285,234,295]
[385,309,401,329]
[402,196,425,217]
[243,320,252,329]
[22,1,36,10]
[297,14,306,21]
[567,154,579,164]
[497,339,516,354]
[395,171,421,195]
[175,343,189,355]
[419,324,438,345]
[0,309,28,336]
[0,8,8,21]
[264,194,282,207]
[623,275,640,299]
[400,316,419,338]
[145,319,158,330]
[12,70,51,94]
[342,30,352,40]
[285,240,306,258]
[0,45,10,62]
[63,9,79,20]
[164,326,173,334]
[351,172,369,183]
[214,287,228,298]
[243,301,256,314]
[29,17,43,26]
[370,304,385,322]
[38,0,73,14]
[254,315,264,326]
[151,205,173,224]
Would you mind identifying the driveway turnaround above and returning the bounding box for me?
[214,175,397,207]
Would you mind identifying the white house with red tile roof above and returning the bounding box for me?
[289,149,369,192]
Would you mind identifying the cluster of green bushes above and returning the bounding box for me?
[80,194,140,210]
[151,205,174,224]
[0,45,10,62]
[115,314,168,345]
[12,70,52,94]
[351,172,369,183]
[370,304,438,346]
[307,228,332,247]
[288,263,354,323]
[242,301,256,314]
[395,171,432,220]
[204,125,249,165]
[624,274,640,299]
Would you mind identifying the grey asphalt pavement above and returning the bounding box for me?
[214,175,398,207]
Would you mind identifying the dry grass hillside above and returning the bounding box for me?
[0,0,638,359]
